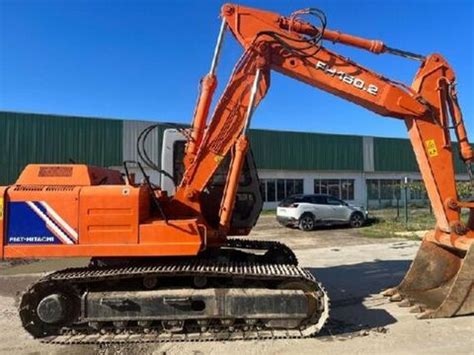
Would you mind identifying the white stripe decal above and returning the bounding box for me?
[46,223,68,244]
[39,201,78,241]
[26,201,73,245]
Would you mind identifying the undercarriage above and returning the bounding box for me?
[19,239,330,344]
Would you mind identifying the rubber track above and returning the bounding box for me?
[47,261,310,282]
[225,238,298,265]
[31,261,329,344]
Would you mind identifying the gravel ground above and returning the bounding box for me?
[0,215,472,355]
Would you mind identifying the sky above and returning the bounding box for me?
[0,0,473,138]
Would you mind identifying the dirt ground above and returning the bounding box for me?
[0,215,472,355]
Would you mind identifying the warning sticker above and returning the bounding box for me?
[214,155,224,164]
[0,197,3,220]
[425,139,438,157]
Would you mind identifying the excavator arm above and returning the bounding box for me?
[175,3,474,318]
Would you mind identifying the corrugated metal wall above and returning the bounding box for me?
[373,137,419,172]
[248,129,363,171]
[1,111,471,183]
[452,144,474,174]
[123,121,161,166]
[122,121,186,170]
[373,137,472,173]
[0,112,122,184]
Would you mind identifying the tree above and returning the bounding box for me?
[457,181,472,199]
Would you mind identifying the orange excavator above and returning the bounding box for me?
[1,3,473,343]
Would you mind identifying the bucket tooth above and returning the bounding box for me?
[398,299,412,308]
[409,304,425,313]
[381,287,398,297]
[391,236,474,318]
[389,293,403,302]
[417,310,435,319]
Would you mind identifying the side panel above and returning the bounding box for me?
[4,217,204,258]
[139,220,203,249]
[79,186,142,245]
[1,166,203,258]
[2,180,203,258]
[5,187,80,246]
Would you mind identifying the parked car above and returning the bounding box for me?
[276,194,368,231]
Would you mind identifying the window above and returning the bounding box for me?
[327,196,343,205]
[409,180,427,200]
[367,179,402,200]
[316,179,340,196]
[280,194,311,206]
[286,179,295,196]
[259,181,266,200]
[277,179,285,201]
[173,141,187,184]
[260,178,304,202]
[380,179,401,199]
[266,179,276,202]
[341,179,355,200]
[367,179,379,199]
[294,179,304,195]
[314,179,355,200]
[312,195,326,204]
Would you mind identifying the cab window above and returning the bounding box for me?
[311,195,326,204]
[327,196,343,205]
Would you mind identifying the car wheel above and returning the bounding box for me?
[349,212,364,228]
[299,214,315,231]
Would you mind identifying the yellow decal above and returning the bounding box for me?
[0,197,3,220]
[425,139,438,157]
[214,155,224,164]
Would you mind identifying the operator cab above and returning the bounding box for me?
[161,129,263,234]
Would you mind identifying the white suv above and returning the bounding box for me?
[276,194,368,231]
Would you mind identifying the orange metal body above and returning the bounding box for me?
[2,165,205,258]
[1,3,472,260]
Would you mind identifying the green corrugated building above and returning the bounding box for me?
[0,111,470,209]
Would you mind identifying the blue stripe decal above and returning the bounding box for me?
[6,202,63,244]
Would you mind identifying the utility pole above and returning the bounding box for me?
[404,176,409,228]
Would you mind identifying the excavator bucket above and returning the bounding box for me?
[384,235,474,318]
